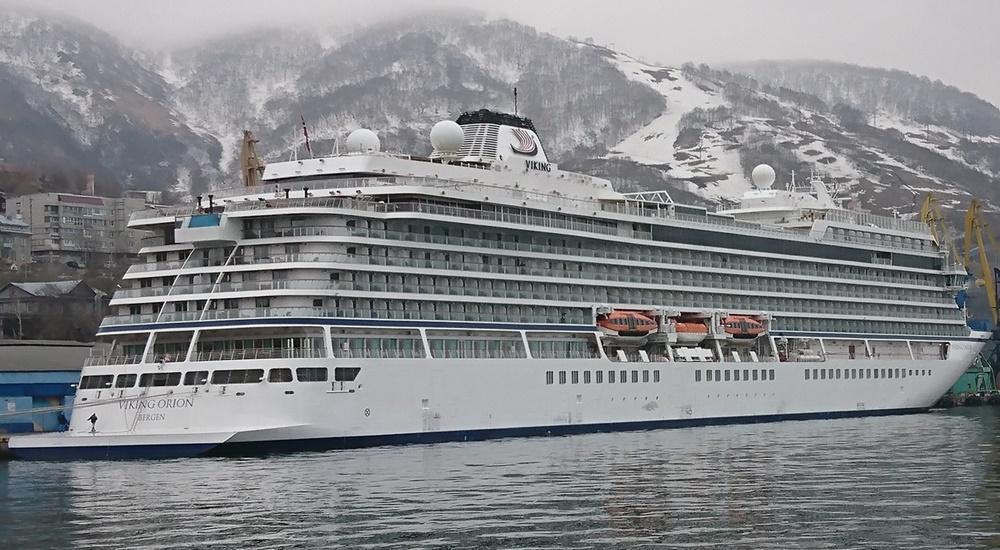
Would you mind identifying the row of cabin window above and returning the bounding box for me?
[694,369,776,382]
[545,369,660,385]
[342,269,951,320]
[370,219,941,286]
[78,367,361,390]
[353,243,949,305]
[804,367,931,380]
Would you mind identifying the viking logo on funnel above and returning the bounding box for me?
[510,127,538,155]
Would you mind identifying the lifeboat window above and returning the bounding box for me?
[724,370,731,382]
[804,370,809,380]
[139,372,181,387]
[695,370,702,382]
[558,371,567,384]
[583,371,591,384]
[631,371,639,383]
[714,370,721,382]
[268,368,293,383]
[653,371,660,383]
[820,369,827,380]
[297,367,328,382]
[595,371,603,384]
[608,370,615,384]
[546,371,554,385]
[642,370,649,383]
[183,371,209,385]
[571,371,579,384]
[742,370,749,381]
[620,370,628,384]
[836,369,841,379]
[334,367,361,382]
[79,375,113,390]
[769,370,775,381]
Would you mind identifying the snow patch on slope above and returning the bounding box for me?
[603,52,750,199]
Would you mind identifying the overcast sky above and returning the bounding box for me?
[10,0,1000,106]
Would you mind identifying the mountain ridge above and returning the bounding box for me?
[0,6,997,225]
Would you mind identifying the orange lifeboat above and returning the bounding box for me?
[674,321,708,344]
[723,316,765,338]
[598,311,658,344]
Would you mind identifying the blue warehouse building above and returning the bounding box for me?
[0,340,89,433]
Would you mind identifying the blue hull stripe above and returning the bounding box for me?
[10,407,926,461]
[98,317,597,334]
[10,442,218,461]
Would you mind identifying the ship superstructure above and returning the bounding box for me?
[9,109,989,459]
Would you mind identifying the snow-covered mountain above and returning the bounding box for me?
[1,6,998,223]
[0,7,221,195]
[161,13,665,187]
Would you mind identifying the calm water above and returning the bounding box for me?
[3,409,1000,549]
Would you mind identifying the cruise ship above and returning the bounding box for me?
[9,109,990,459]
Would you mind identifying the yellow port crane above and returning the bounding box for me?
[962,199,1000,326]
[920,194,960,263]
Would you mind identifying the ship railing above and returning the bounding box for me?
[212,175,463,200]
[131,205,201,220]
[101,305,585,328]
[113,282,214,299]
[190,347,327,362]
[101,313,160,327]
[240,226,340,239]
[83,354,145,367]
[128,260,185,273]
[334,348,428,359]
[527,350,603,360]
[427,348,530,359]
[824,209,928,234]
[115,279,340,300]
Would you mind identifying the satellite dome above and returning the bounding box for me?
[430,120,464,154]
[346,129,380,153]
[751,164,776,189]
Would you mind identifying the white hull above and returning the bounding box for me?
[9,337,984,459]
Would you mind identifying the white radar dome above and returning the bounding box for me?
[430,120,464,154]
[346,129,381,153]
[751,164,776,189]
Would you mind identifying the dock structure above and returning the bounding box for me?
[0,339,89,434]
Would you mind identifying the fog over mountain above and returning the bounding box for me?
[0,4,998,228]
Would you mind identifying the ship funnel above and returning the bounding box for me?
[455,109,549,166]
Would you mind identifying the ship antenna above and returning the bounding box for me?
[513,87,518,116]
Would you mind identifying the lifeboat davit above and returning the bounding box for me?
[723,315,765,338]
[598,311,658,345]
[674,321,708,344]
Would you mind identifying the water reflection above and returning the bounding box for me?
[3,409,999,549]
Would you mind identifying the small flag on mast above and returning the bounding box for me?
[301,115,312,156]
